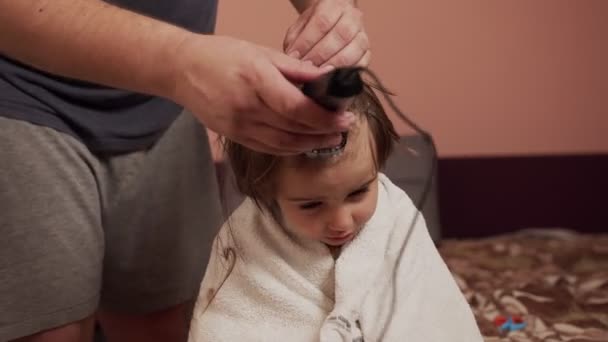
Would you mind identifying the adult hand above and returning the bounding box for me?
[283,0,370,68]
[171,34,354,156]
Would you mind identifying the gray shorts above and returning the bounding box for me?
[0,112,224,340]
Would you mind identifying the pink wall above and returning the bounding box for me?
[211,0,607,158]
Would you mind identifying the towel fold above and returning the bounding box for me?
[188,173,482,341]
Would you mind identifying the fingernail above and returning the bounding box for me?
[338,112,356,128]
[289,50,300,59]
[344,112,355,123]
[303,59,314,66]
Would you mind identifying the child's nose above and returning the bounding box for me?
[327,207,354,232]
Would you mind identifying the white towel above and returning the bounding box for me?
[188,173,483,341]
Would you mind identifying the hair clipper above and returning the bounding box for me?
[301,67,364,157]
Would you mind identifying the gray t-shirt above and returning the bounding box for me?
[0,0,218,154]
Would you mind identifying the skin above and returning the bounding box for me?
[275,119,379,252]
[0,0,369,156]
[286,0,370,68]
[0,0,370,340]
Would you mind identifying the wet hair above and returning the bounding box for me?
[199,84,400,315]
[223,83,399,212]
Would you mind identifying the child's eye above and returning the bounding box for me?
[348,187,369,199]
[299,201,323,210]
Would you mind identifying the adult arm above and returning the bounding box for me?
[0,0,353,155]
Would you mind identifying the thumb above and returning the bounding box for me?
[267,49,333,83]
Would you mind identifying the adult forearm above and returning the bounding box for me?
[0,0,193,98]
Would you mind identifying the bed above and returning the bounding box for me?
[438,229,608,341]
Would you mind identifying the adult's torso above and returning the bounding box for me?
[0,0,218,154]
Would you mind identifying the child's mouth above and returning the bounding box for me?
[325,233,354,245]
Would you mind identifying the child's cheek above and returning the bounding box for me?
[299,213,323,239]
[283,208,319,240]
[357,190,379,224]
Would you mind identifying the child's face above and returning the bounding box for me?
[274,122,379,247]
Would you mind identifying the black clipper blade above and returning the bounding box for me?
[301,67,364,158]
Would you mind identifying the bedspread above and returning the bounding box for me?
[438,229,608,342]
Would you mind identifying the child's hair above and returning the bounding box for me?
[201,84,399,315]
[223,83,399,212]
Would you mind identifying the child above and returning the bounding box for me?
[188,85,483,341]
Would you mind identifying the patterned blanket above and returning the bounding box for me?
[438,229,608,342]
